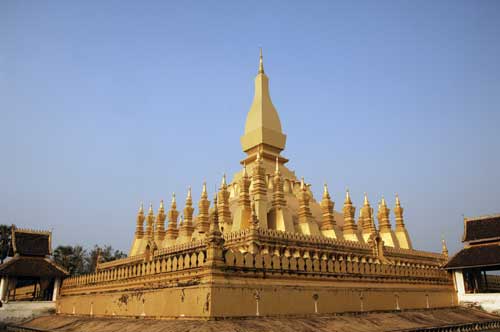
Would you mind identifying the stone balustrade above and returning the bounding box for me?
[223,248,449,284]
[96,254,144,270]
[154,239,206,256]
[94,240,206,272]
[224,228,371,250]
[223,228,446,274]
[384,246,445,261]
[62,230,449,291]
[62,249,207,289]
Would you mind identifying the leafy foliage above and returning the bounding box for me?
[53,244,126,275]
[87,245,127,273]
[0,224,12,264]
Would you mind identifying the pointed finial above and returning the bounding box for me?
[202,182,207,195]
[441,235,448,256]
[364,192,369,205]
[345,188,351,203]
[300,177,305,190]
[323,183,329,197]
[187,186,192,199]
[395,193,401,206]
[275,156,279,174]
[381,196,386,206]
[171,193,176,207]
[159,200,165,211]
[148,202,154,214]
[258,47,264,74]
[221,174,227,187]
[139,202,144,213]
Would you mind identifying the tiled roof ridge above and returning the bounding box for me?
[14,226,52,236]
[464,213,500,222]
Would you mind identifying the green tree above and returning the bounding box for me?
[53,244,126,275]
[86,245,126,273]
[53,245,87,275]
[0,225,12,264]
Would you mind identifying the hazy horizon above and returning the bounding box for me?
[1,1,499,256]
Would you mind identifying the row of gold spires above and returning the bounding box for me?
[134,155,409,239]
[341,185,407,235]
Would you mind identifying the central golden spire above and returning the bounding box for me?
[241,49,287,163]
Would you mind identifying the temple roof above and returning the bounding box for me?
[462,214,500,243]
[9,227,52,257]
[444,244,500,270]
[0,256,68,277]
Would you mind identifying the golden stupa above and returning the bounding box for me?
[58,51,454,318]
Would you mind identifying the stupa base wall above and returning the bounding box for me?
[210,282,456,317]
[57,276,456,319]
[57,285,212,319]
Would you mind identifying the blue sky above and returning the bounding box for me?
[1,1,499,255]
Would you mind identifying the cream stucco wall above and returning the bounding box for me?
[453,270,500,313]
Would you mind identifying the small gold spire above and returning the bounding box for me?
[171,193,176,208]
[345,188,352,204]
[136,201,146,238]
[187,186,192,200]
[209,193,220,234]
[381,196,386,206]
[148,203,154,215]
[275,156,279,173]
[258,47,264,74]
[320,182,335,230]
[441,236,449,256]
[395,193,401,206]
[159,200,165,212]
[300,177,305,190]
[221,174,227,187]
[202,182,207,196]
[364,192,369,206]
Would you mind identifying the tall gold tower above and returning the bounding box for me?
[241,49,287,166]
